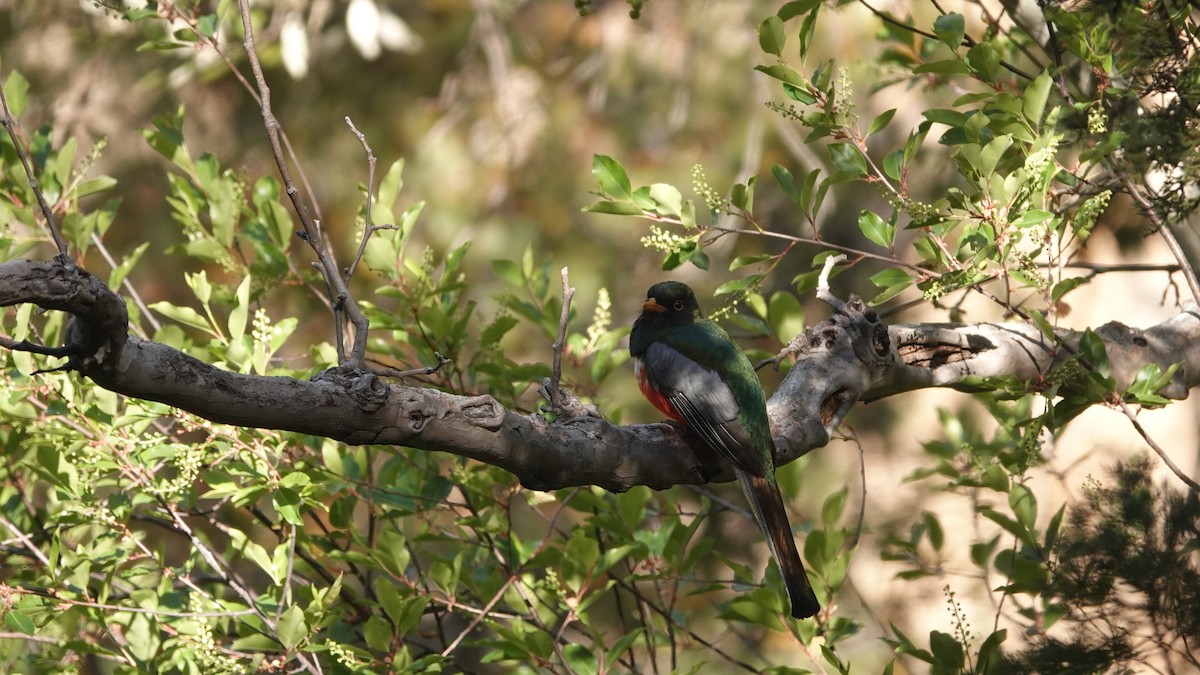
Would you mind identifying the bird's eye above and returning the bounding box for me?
[672,300,685,311]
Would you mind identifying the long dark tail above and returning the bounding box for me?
[735,468,821,619]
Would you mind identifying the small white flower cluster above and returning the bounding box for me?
[1075,189,1112,237]
[640,225,691,253]
[185,598,248,675]
[1023,146,1057,176]
[585,288,611,348]
[691,164,723,213]
[1088,104,1107,135]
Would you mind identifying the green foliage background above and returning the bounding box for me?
[1,0,1198,673]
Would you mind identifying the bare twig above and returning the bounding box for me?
[884,0,1034,80]
[0,78,71,261]
[543,267,575,412]
[0,336,79,359]
[0,516,55,571]
[236,0,369,370]
[373,352,452,380]
[5,586,258,619]
[816,253,848,309]
[274,524,298,625]
[343,116,380,282]
[89,233,161,336]
[1116,399,1200,492]
[1117,174,1200,304]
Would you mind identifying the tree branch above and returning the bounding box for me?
[4,257,1199,492]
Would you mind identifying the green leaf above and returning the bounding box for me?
[363,614,392,651]
[1027,308,1057,341]
[1011,209,1055,228]
[883,150,903,181]
[933,13,965,48]
[273,487,304,526]
[768,291,805,341]
[785,83,818,105]
[924,108,969,128]
[228,274,251,342]
[1078,329,1110,377]
[1050,277,1084,302]
[869,268,911,288]
[772,164,802,205]
[563,643,598,675]
[829,143,868,176]
[373,578,406,626]
[3,70,29,118]
[583,200,644,216]
[821,487,848,527]
[376,158,406,209]
[858,210,893,248]
[73,176,118,199]
[730,253,771,271]
[649,183,683,219]
[715,275,760,296]
[754,64,808,88]
[492,259,525,287]
[124,8,159,20]
[967,43,1000,82]
[923,511,945,551]
[800,168,822,214]
[196,14,219,38]
[148,301,213,333]
[929,630,964,670]
[731,176,756,213]
[778,0,822,21]
[4,611,35,636]
[868,108,897,136]
[276,605,307,649]
[981,465,1010,492]
[977,629,1008,668]
[1023,70,1054,126]
[977,135,1013,178]
[108,242,149,290]
[1009,483,1037,530]
[592,154,632,200]
[185,270,213,306]
[796,3,821,59]
[971,538,999,568]
[758,16,786,57]
[241,538,277,582]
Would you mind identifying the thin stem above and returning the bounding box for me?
[236,0,369,369]
[1117,399,1200,492]
[857,0,1033,80]
[545,267,575,411]
[0,79,71,260]
[344,116,379,282]
[1118,174,1200,303]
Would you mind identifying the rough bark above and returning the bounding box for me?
[4,257,1199,491]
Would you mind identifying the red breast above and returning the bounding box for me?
[634,357,686,424]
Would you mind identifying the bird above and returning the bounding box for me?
[629,280,820,619]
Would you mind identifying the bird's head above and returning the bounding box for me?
[638,280,702,326]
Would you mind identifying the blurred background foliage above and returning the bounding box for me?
[1,0,1199,673]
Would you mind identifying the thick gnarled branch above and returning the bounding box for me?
[4,257,1200,492]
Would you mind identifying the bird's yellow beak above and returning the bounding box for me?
[642,298,666,313]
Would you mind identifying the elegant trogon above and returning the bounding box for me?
[630,280,820,619]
